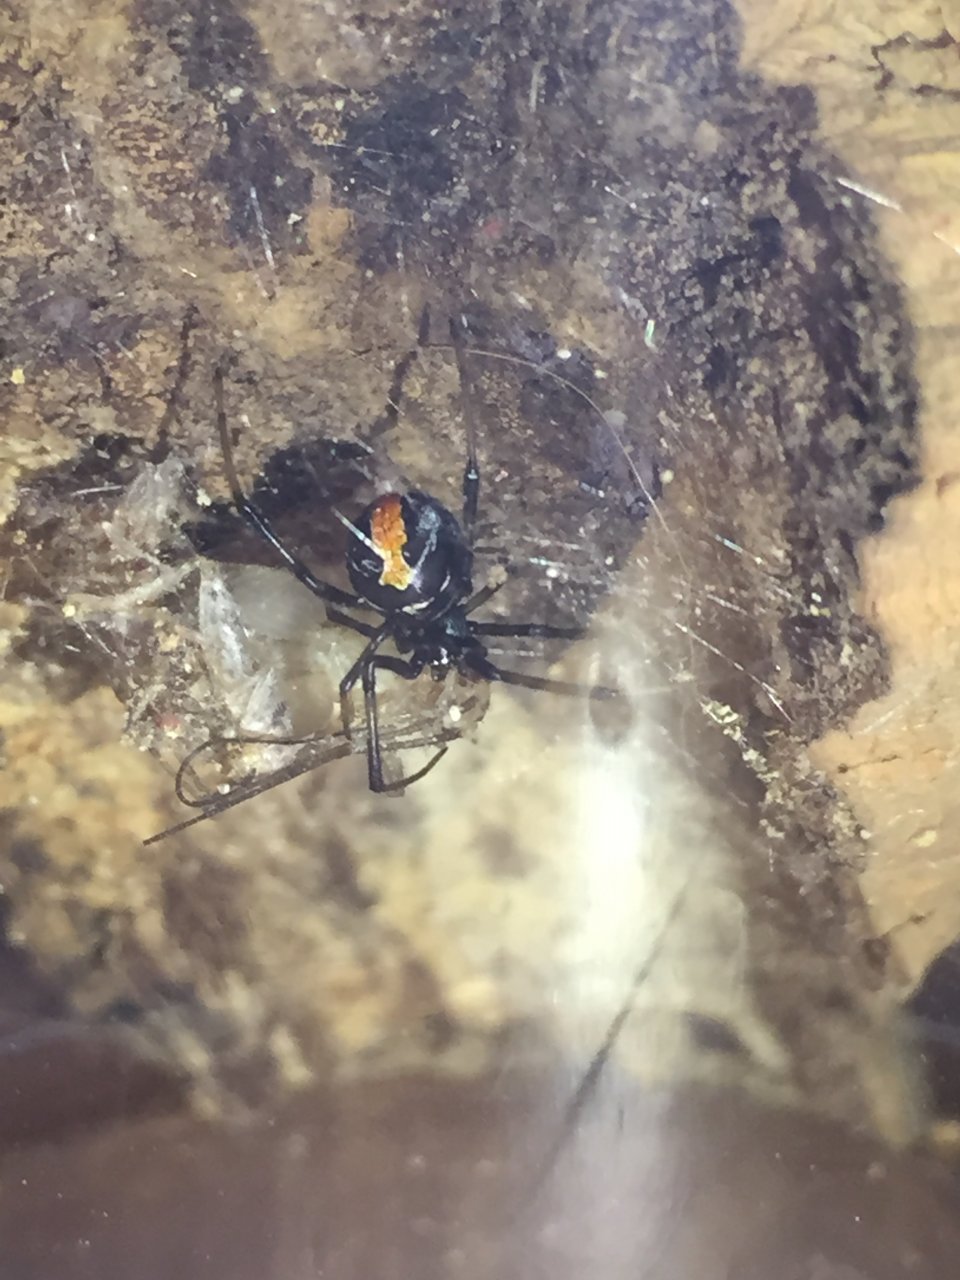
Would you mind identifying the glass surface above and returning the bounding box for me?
[1,0,960,1275]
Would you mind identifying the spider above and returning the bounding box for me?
[147,319,615,841]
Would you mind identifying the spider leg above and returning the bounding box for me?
[173,727,341,808]
[360,653,447,792]
[174,733,229,808]
[339,623,391,738]
[380,739,450,790]
[146,738,356,846]
[326,605,379,638]
[144,717,459,846]
[214,363,362,611]
[470,621,585,640]
[157,304,198,446]
[366,304,430,443]
[450,316,480,546]
[472,656,619,701]
[463,579,505,613]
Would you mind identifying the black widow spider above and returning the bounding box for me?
[150,318,615,838]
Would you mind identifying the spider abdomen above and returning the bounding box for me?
[346,489,473,618]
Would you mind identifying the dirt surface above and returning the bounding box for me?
[5,1074,960,1280]
[2,0,960,1256]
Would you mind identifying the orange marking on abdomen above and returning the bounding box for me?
[370,494,413,589]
